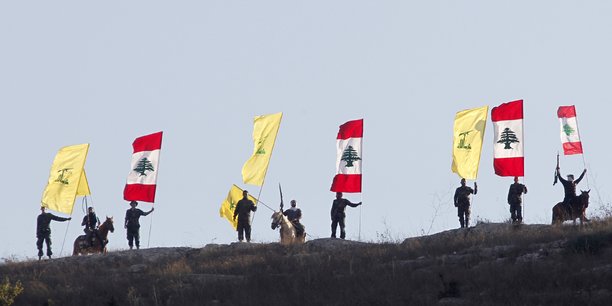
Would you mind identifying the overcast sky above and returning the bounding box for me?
[2,1,611,259]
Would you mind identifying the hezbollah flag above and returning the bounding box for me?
[452,106,488,180]
[41,144,90,215]
[242,112,282,186]
[219,184,258,229]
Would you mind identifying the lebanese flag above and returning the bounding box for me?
[558,106,583,155]
[330,119,363,193]
[123,131,163,203]
[492,100,524,177]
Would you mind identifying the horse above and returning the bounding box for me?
[73,216,115,256]
[552,190,590,225]
[271,211,305,245]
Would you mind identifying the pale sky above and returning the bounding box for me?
[2,1,611,259]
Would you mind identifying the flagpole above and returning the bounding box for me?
[60,196,85,257]
[250,113,283,228]
[358,120,364,241]
[147,212,153,248]
[522,112,526,222]
[573,107,590,189]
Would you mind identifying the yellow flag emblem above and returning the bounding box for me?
[219,185,258,229]
[41,144,91,215]
[451,106,488,180]
[241,112,282,186]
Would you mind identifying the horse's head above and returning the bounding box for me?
[103,216,115,233]
[271,211,283,230]
[579,190,591,208]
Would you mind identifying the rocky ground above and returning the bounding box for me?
[1,221,612,305]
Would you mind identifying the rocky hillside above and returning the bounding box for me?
[2,220,612,305]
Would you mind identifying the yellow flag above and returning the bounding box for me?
[41,144,90,215]
[452,106,488,180]
[219,184,258,230]
[242,112,282,186]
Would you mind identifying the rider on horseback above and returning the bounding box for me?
[556,166,586,217]
[283,200,305,237]
[81,207,101,248]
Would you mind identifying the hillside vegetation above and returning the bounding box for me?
[2,219,612,305]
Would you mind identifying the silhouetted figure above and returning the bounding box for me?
[81,206,101,247]
[330,192,361,239]
[507,176,528,224]
[233,190,257,242]
[454,178,477,228]
[124,201,154,250]
[556,167,586,217]
[36,206,71,260]
[283,199,305,237]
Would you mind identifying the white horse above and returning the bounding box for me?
[271,211,305,245]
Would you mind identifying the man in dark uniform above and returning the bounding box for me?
[81,206,101,247]
[283,199,305,237]
[330,192,362,239]
[124,201,154,250]
[36,206,71,260]
[507,176,528,224]
[556,167,586,216]
[233,190,257,242]
[454,178,477,228]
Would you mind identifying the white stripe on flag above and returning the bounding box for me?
[126,150,160,185]
[336,138,362,175]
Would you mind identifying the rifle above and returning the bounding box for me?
[553,152,559,186]
[279,183,284,211]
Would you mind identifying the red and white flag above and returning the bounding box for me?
[492,100,524,177]
[558,106,583,155]
[123,131,163,203]
[330,119,362,193]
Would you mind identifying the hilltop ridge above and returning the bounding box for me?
[2,220,612,305]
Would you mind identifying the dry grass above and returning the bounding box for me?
[2,219,612,305]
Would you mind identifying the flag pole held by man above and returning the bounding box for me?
[492,100,527,224]
[123,132,162,249]
[330,119,363,239]
[39,143,90,259]
[451,106,486,228]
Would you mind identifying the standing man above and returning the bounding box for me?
[284,199,305,237]
[36,206,71,260]
[124,201,154,250]
[507,177,528,224]
[556,167,586,216]
[233,190,257,242]
[454,178,477,228]
[330,192,362,239]
[81,206,101,247]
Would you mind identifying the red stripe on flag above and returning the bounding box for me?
[494,157,524,177]
[491,100,523,122]
[124,184,157,203]
[557,106,576,118]
[336,119,363,140]
[563,141,583,155]
[330,174,362,193]
[132,131,163,153]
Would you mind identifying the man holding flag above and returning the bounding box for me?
[451,106,487,228]
[123,131,163,249]
[491,100,527,224]
[555,105,588,220]
[330,119,363,239]
[233,190,257,242]
[36,206,71,260]
[39,143,90,259]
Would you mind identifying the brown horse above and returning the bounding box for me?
[552,190,590,225]
[73,217,115,256]
[271,211,305,245]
